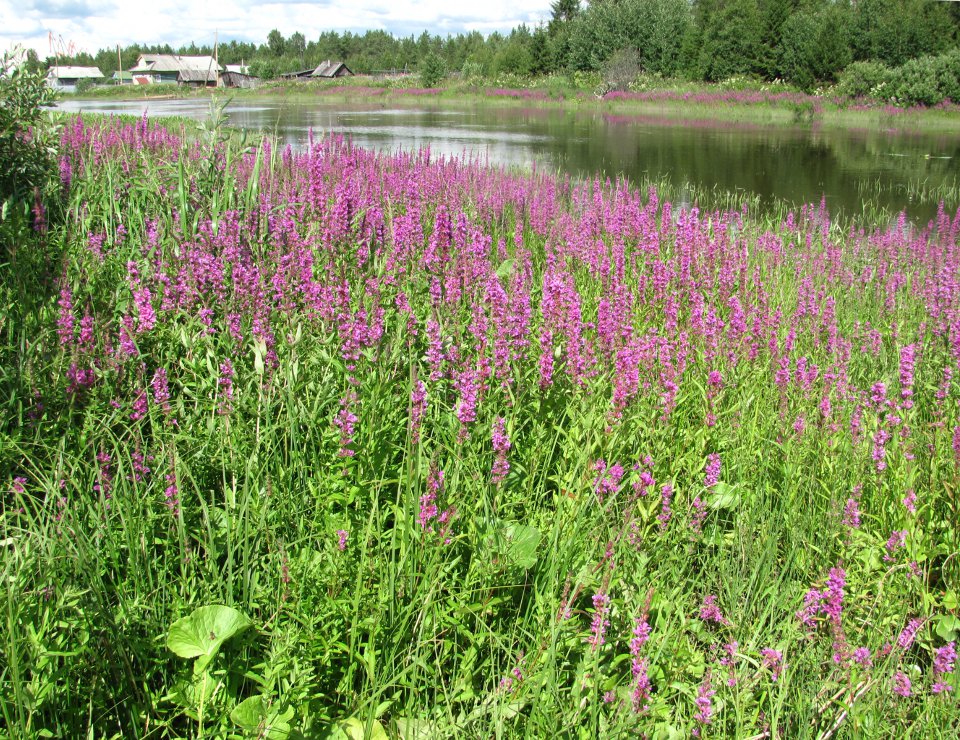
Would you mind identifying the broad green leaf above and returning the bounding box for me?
[395,717,440,739]
[935,614,960,642]
[496,258,515,279]
[340,717,388,740]
[502,523,541,569]
[167,605,252,672]
[708,482,740,510]
[231,695,266,730]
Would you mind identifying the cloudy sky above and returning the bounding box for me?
[4,0,555,58]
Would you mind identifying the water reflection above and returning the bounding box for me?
[56,97,959,221]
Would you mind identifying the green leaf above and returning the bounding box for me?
[496,259,515,279]
[395,717,440,739]
[167,605,252,672]
[935,614,960,642]
[502,522,541,569]
[340,717,388,740]
[231,695,266,730]
[708,482,740,510]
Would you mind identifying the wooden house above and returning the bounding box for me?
[46,66,103,92]
[312,60,353,78]
[128,55,222,85]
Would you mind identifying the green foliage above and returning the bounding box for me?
[837,47,960,106]
[698,0,764,82]
[419,53,446,88]
[166,605,253,672]
[888,55,943,107]
[851,0,952,68]
[267,29,286,57]
[0,49,59,207]
[568,0,691,76]
[836,60,892,99]
[777,5,852,91]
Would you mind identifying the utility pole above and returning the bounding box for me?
[117,44,122,85]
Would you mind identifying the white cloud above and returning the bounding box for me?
[2,0,554,58]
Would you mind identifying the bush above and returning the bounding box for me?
[836,60,891,99]
[888,56,941,106]
[932,48,960,104]
[0,48,59,207]
[419,53,446,89]
[603,48,642,91]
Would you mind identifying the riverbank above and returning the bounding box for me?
[68,76,960,134]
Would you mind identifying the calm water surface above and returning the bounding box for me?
[57,97,960,221]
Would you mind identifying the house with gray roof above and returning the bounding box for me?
[129,55,222,85]
[312,60,353,78]
[46,66,103,92]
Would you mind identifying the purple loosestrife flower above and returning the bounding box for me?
[491,417,511,484]
[133,286,156,334]
[218,360,234,412]
[897,618,923,651]
[899,344,916,408]
[720,641,738,686]
[884,530,908,562]
[761,648,784,681]
[933,641,956,694]
[592,460,624,502]
[454,367,481,439]
[119,316,138,357]
[587,592,611,649]
[797,566,846,628]
[631,656,651,712]
[658,484,673,530]
[409,380,427,443]
[11,477,26,494]
[690,496,707,534]
[130,390,148,421]
[57,285,74,347]
[693,671,715,734]
[842,498,861,529]
[418,467,444,532]
[699,594,730,626]
[902,490,917,515]
[336,529,349,551]
[704,453,721,488]
[164,471,179,515]
[892,670,912,698]
[151,368,170,414]
[334,392,359,457]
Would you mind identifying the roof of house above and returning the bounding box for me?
[225,64,249,74]
[48,66,104,79]
[130,55,222,73]
[112,71,134,79]
[280,68,316,78]
[312,60,352,77]
[177,69,219,83]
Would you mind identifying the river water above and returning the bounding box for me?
[57,97,960,221]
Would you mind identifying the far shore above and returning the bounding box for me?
[62,77,960,135]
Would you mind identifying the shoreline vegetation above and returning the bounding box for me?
[3,93,959,736]
[64,76,960,134]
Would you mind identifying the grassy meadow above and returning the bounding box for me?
[1,111,959,738]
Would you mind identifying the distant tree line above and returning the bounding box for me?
[47,0,960,92]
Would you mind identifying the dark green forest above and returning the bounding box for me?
[41,0,960,92]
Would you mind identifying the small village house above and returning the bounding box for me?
[281,60,353,81]
[128,54,222,85]
[312,60,352,78]
[46,66,104,92]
